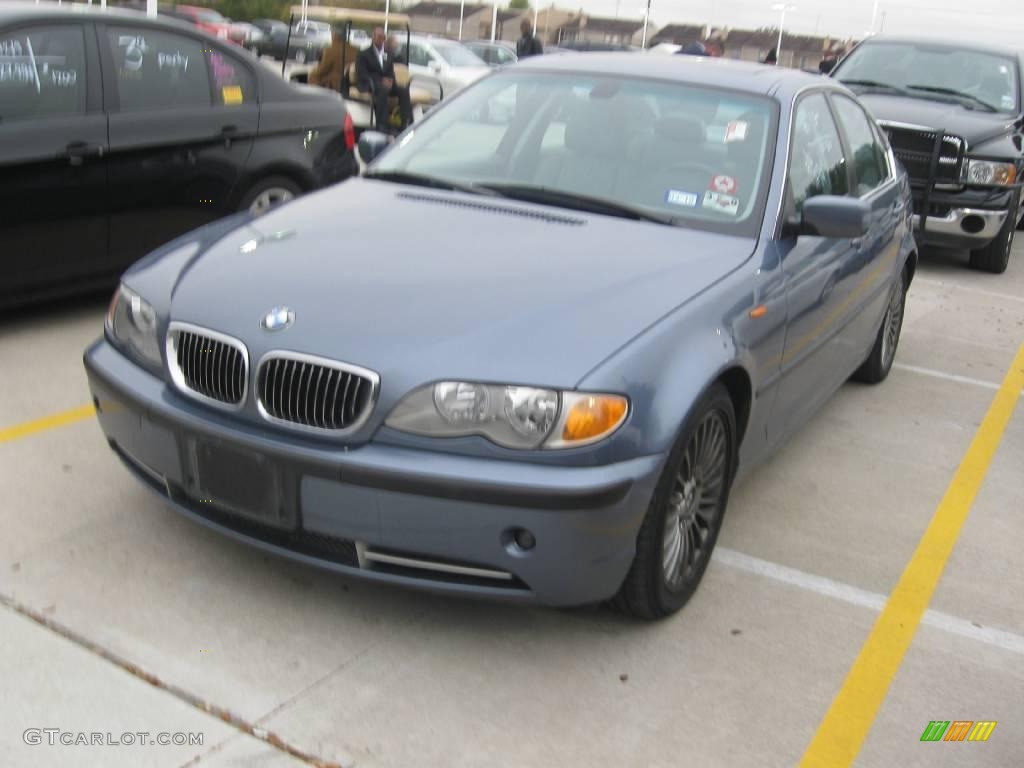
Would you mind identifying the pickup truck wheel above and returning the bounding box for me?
[969,193,1018,273]
[615,383,735,620]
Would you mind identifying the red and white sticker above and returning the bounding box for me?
[702,191,739,216]
[725,120,749,143]
[709,174,738,195]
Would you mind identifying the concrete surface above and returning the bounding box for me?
[0,240,1021,768]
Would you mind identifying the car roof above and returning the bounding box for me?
[516,53,822,97]
[852,35,1022,62]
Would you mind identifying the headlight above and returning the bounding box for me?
[962,159,1017,186]
[106,284,161,371]
[386,381,627,449]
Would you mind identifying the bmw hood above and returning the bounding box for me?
[161,180,756,390]
[856,93,1019,148]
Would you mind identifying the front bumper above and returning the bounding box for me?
[84,339,663,606]
[913,207,1009,246]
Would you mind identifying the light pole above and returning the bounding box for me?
[771,3,796,65]
[641,0,652,48]
[459,0,465,40]
[870,0,879,33]
[490,0,498,42]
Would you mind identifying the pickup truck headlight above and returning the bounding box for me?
[962,159,1017,186]
[106,284,161,372]
[386,382,628,449]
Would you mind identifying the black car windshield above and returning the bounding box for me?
[837,42,1020,113]
[371,71,777,236]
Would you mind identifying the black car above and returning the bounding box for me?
[0,4,357,308]
[832,37,1024,273]
[251,18,327,64]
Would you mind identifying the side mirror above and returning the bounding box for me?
[358,130,390,164]
[799,196,870,239]
[429,59,442,73]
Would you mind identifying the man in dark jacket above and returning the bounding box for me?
[516,19,543,58]
[356,27,412,132]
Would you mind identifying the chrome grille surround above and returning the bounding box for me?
[166,322,249,411]
[255,351,379,435]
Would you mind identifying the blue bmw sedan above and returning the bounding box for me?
[84,55,916,619]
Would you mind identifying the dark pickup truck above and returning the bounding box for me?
[833,37,1024,273]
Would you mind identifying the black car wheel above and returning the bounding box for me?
[616,382,735,620]
[239,176,301,216]
[969,191,1018,274]
[853,266,907,384]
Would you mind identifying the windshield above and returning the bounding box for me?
[371,72,776,236]
[431,41,486,67]
[836,42,1020,113]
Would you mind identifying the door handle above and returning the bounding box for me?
[66,141,104,167]
[220,124,240,148]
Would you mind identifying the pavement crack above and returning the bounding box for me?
[0,591,347,768]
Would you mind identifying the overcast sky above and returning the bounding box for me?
[574,0,1021,47]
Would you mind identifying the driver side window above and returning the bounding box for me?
[788,93,849,215]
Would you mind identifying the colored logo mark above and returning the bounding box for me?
[920,721,997,742]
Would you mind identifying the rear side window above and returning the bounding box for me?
[832,95,890,195]
[0,25,86,122]
[107,27,209,110]
[789,93,849,212]
[207,48,255,105]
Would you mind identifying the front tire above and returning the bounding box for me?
[853,267,907,384]
[969,192,1018,273]
[616,383,736,620]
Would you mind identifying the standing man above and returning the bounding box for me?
[516,19,543,58]
[356,26,412,133]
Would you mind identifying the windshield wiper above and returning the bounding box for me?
[474,184,676,225]
[905,85,997,112]
[362,170,497,196]
[840,79,907,94]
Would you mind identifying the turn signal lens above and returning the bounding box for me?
[557,395,628,445]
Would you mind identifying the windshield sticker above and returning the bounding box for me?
[709,174,738,195]
[703,191,739,216]
[665,189,698,207]
[725,120,748,143]
[222,85,243,104]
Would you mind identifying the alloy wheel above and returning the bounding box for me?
[662,409,729,589]
[248,187,295,216]
[880,278,904,371]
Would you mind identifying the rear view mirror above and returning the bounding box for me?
[358,131,390,164]
[800,196,870,239]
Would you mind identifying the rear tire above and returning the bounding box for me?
[615,383,735,620]
[853,267,907,384]
[238,176,301,216]
[969,192,1018,273]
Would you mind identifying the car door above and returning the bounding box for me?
[829,93,904,359]
[0,20,108,302]
[773,91,858,438]
[98,23,258,271]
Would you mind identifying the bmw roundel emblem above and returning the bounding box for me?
[261,306,294,331]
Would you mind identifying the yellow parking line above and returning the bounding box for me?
[0,405,96,445]
[799,343,1024,768]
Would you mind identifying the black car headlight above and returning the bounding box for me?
[386,381,628,449]
[106,284,162,372]
[962,158,1018,186]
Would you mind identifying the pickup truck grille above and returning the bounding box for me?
[879,123,964,186]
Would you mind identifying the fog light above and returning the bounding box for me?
[961,215,985,234]
[513,528,536,550]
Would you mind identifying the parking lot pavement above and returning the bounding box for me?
[1,243,1021,767]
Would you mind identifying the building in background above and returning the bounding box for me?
[555,14,654,47]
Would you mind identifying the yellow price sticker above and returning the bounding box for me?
[222,85,243,105]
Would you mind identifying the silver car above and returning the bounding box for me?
[85,55,916,619]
